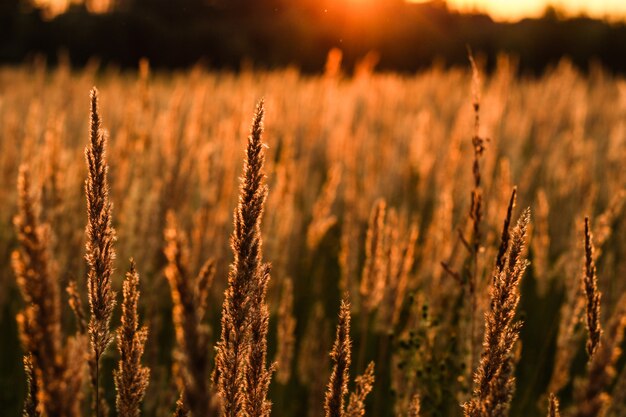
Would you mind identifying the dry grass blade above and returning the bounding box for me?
[547,393,560,417]
[164,212,213,417]
[408,394,421,417]
[572,293,626,417]
[67,278,103,416]
[495,188,517,273]
[173,395,190,417]
[275,277,296,384]
[22,354,40,417]
[392,223,419,326]
[242,100,274,417]
[196,258,217,319]
[215,100,270,417]
[245,262,275,417]
[582,217,602,359]
[306,165,341,250]
[345,361,375,417]
[114,259,150,417]
[360,199,387,312]
[13,165,83,417]
[67,279,88,334]
[546,274,585,396]
[325,299,352,417]
[463,208,530,417]
[466,53,486,372]
[85,87,117,417]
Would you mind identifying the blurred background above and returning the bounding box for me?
[1,2,626,417]
[1,0,626,73]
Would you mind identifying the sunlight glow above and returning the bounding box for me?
[34,0,626,20]
[440,0,626,21]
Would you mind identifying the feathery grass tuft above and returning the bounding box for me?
[463,208,530,417]
[572,293,626,417]
[215,99,271,417]
[408,395,421,417]
[548,393,560,417]
[245,261,275,417]
[164,212,214,417]
[360,200,386,312]
[582,217,602,359]
[114,260,150,417]
[85,87,117,417]
[495,188,517,273]
[13,165,83,417]
[325,299,352,417]
[67,279,88,334]
[22,354,39,417]
[345,361,375,417]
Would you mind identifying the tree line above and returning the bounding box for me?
[1,0,626,73]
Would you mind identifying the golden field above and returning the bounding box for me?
[0,57,625,417]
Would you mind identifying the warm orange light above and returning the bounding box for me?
[35,0,113,17]
[342,0,379,7]
[34,0,69,17]
[430,0,626,21]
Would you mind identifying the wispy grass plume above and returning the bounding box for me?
[215,100,271,417]
[85,87,117,417]
[345,361,375,417]
[164,212,214,416]
[22,354,39,417]
[548,393,560,417]
[408,395,421,417]
[360,200,386,312]
[325,299,352,417]
[13,165,84,417]
[114,260,150,417]
[463,208,530,417]
[573,293,626,417]
[582,217,602,359]
[245,261,275,417]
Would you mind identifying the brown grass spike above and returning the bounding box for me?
[547,393,560,417]
[114,259,150,417]
[463,208,530,417]
[325,299,352,417]
[582,217,602,359]
[13,165,83,417]
[408,395,421,417]
[215,100,270,417]
[164,212,214,416]
[85,87,117,417]
[572,293,626,417]
[345,361,375,417]
[245,262,275,417]
[22,354,40,417]
[495,188,517,273]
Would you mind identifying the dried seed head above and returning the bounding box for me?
[582,217,602,360]
[325,299,352,417]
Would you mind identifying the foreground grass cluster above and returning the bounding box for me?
[0,58,625,417]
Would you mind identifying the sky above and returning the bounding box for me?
[38,0,626,21]
[442,0,626,21]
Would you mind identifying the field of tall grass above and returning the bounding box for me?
[0,56,625,417]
